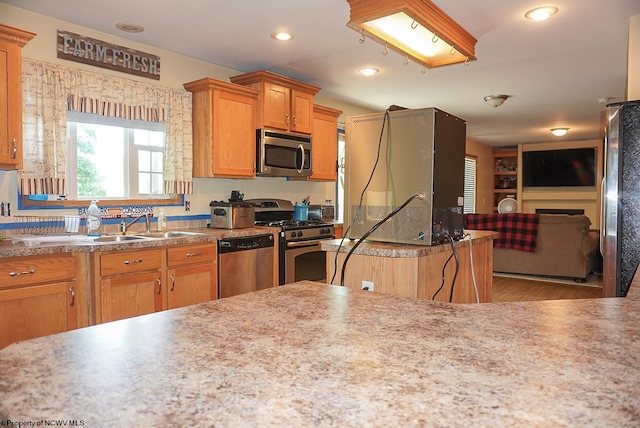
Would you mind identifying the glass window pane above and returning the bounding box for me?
[151,152,163,172]
[134,129,149,146]
[152,173,164,194]
[67,112,167,201]
[139,150,151,172]
[149,131,164,147]
[75,123,125,199]
[139,172,151,195]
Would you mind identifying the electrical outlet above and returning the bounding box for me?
[362,280,374,292]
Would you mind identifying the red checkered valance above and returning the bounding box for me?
[464,213,540,252]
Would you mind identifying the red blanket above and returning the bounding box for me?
[464,213,540,252]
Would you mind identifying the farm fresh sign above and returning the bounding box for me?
[57,30,160,80]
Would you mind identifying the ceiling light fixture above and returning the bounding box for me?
[524,6,559,21]
[551,128,569,136]
[346,0,477,69]
[359,67,379,76]
[115,22,144,33]
[484,95,509,108]
[271,32,293,41]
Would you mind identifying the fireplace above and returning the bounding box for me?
[535,208,585,215]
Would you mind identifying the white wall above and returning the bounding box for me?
[0,3,374,224]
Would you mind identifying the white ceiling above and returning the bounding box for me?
[3,0,640,146]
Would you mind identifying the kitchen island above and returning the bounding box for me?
[321,230,497,303]
[1,278,639,426]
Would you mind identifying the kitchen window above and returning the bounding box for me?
[66,112,167,200]
[20,58,192,208]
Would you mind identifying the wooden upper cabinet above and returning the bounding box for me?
[184,77,259,178]
[309,104,342,181]
[0,24,35,170]
[230,70,320,135]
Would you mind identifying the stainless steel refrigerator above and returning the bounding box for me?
[603,100,640,297]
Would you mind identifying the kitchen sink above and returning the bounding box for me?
[93,235,149,243]
[136,231,203,239]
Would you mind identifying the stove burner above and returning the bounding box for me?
[255,219,328,229]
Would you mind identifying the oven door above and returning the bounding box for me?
[281,238,332,285]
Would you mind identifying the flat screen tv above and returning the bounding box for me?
[522,148,596,187]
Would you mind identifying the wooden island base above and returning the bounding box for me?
[321,230,497,303]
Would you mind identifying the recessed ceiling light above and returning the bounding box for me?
[359,68,379,76]
[524,6,559,21]
[551,128,569,136]
[115,22,144,33]
[271,32,293,41]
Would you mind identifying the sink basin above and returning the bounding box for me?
[93,235,148,243]
[136,231,203,239]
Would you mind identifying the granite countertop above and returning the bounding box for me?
[320,229,497,257]
[0,226,281,258]
[1,278,638,426]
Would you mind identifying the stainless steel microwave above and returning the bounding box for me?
[256,129,312,177]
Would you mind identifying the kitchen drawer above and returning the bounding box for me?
[100,249,163,276]
[0,254,76,289]
[167,243,216,267]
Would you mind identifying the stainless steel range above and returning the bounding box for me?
[246,198,335,285]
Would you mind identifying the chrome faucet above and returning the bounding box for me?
[120,213,151,234]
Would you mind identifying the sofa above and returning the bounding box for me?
[466,214,600,281]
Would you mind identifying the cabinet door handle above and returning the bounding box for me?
[252,160,256,172]
[285,113,290,126]
[124,258,143,265]
[293,115,297,127]
[10,138,17,159]
[156,277,162,295]
[9,269,36,277]
[69,287,75,307]
[170,275,175,292]
[186,252,201,258]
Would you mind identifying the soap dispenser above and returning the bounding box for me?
[158,208,167,232]
[86,200,101,235]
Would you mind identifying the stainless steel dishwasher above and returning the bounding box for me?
[217,234,275,298]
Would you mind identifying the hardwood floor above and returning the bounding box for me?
[491,274,604,302]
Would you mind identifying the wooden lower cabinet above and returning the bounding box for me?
[167,243,217,309]
[99,271,163,323]
[0,253,88,349]
[93,242,218,324]
[93,248,164,324]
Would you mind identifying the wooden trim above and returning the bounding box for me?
[183,77,259,98]
[21,195,182,208]
[0,24,36,47]
[229,70,321,95]
[313,104,343,118]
